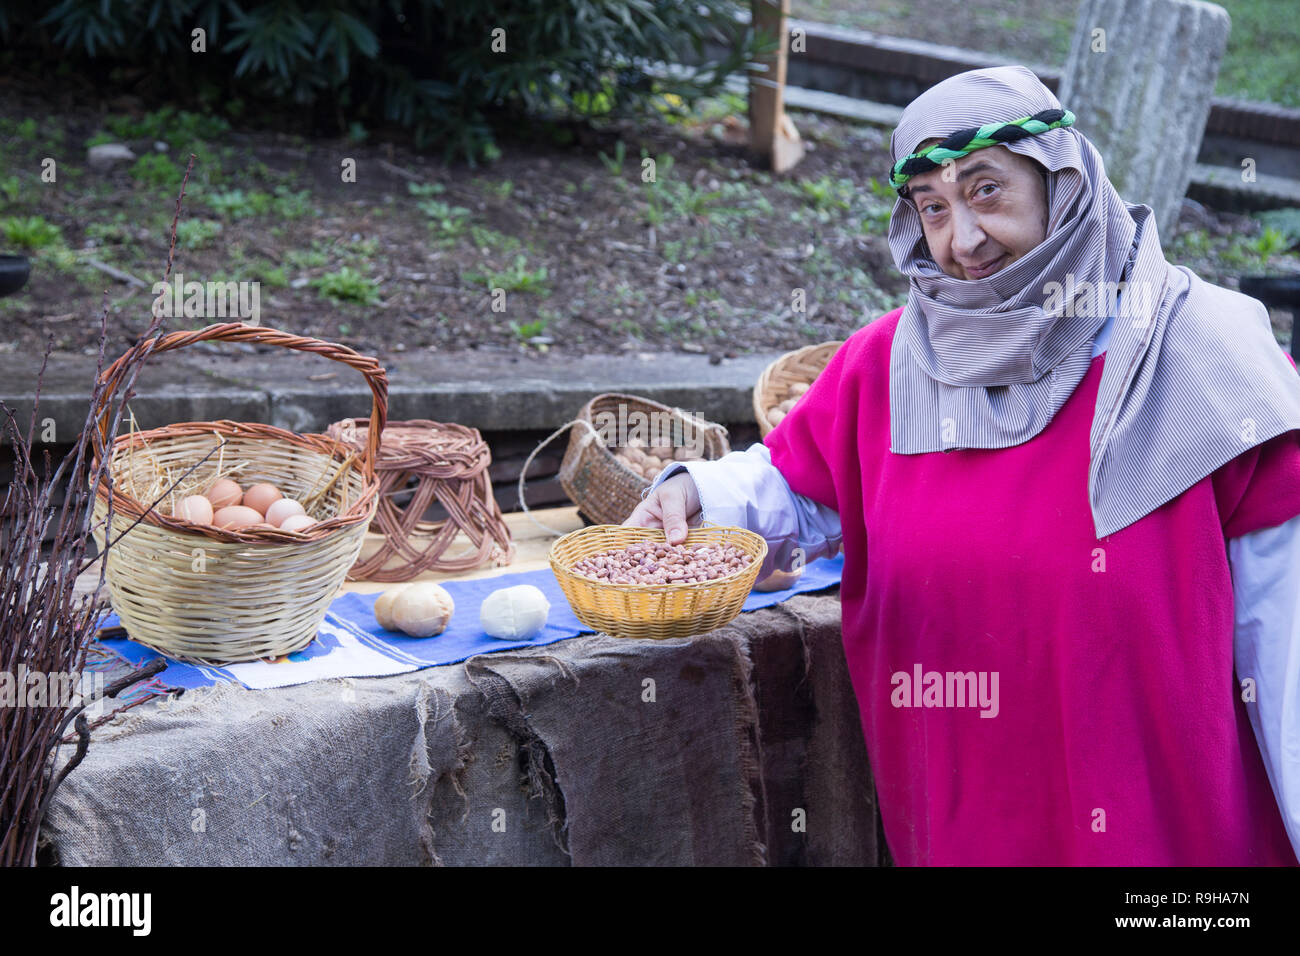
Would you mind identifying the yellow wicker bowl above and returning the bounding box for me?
[549,524,768,640]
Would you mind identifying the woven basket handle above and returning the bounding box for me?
[95,322,389,481]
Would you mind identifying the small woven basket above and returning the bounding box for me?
[752,341,841,437]
[549,524,767,640]
[89,323,388,665]
[556,393,730,525]
[324,417,515,582]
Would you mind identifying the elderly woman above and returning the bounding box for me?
[626,66,1300,865]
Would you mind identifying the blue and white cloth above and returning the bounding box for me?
[94,560,846,692]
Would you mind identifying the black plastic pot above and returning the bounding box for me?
[1239,275,1300,362]
[0,254,31,297]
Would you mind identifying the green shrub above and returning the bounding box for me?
[203,188,270,219]
[1,215,62,249]
[312,266,380,304]
[128,153,184,189]
[465,255,548,294]
[6,0,764,162]
[175,219,223,249]
[1255,208,1300,249]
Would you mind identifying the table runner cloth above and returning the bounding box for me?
[93,557,845,690]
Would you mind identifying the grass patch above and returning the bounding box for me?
[464,254,549,294]
[175,219,223,249]
[468,225,522,256]
[129,154,184,190]
[201,185,313,220]
[1,215,62,249]
[416,197,471,241]
[285,245,331,270]
[311,267,380,305]
[508,316,549,340]
[104,107,231,148]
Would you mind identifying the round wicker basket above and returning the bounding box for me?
[549,524,767,640]
[557,393,730,525]
[88,323,387,665]
[324,417,515,582]
[752,341,842,437]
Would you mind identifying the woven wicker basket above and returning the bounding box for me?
[549,524,767,640]
[557,393,730,525]
[89,323,388,665]
[324,417,514,582]
[752,341,842,437]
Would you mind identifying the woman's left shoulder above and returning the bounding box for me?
[1214,429,1300,539]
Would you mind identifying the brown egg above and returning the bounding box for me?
[206,478,243,510]
[265,498,306,528]
[213,505,264,530]
[174,495,214,525]
[278,514,317,532]
[242,482,283,516]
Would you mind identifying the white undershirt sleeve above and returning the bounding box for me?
[1229,512,1300,857]
[646,443,843,580]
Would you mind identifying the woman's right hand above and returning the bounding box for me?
[622,471,701,545]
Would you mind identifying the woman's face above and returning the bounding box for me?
[903,144,1049,280]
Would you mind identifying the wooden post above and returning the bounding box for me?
[749,0,804,174]
[1059,0,1230,238]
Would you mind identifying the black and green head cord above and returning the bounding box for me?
[888,108,1075,192]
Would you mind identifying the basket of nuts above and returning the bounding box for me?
[549,524,767,640]
[753,341,842,437]
[556,393,730,525]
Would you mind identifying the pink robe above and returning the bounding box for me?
[765,306,1300,865]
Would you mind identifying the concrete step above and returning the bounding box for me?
[0,345,781,448]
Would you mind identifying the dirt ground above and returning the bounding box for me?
[0,56,1292,367]
[0,65,911,366]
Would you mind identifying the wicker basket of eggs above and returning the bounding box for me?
[89,323,387,665]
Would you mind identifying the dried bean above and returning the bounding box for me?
[572,540,754,585]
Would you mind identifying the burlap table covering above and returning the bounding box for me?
[41,592,877,866]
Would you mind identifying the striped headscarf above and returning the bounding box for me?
[885,65,1300,538]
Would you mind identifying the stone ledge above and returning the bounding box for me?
[0,347,784,446]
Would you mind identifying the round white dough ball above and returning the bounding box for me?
[373,584,411,631]
[479,584,550,640]
[389,583,455,637]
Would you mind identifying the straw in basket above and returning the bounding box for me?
[89,323,388,665]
